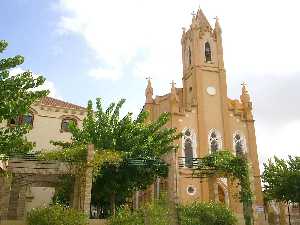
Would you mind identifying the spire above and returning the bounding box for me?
[240,82,251,103]
[170,80,179,103]
[145,77,153,104]
[214,16,222,34]
[240,82,253,120]
[192,8,212,31]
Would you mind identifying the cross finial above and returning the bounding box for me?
[170,80,176,86]
[191,11,196,17]
[241,81,247,87]
[146,76,152,81]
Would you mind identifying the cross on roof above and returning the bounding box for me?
[170,80,176,86]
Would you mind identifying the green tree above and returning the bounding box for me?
[0,40,48,156]
[48,98,180,216]
[262,156,300,204]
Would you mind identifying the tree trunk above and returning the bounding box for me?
[110,192,116,216]
[279,202,287,225]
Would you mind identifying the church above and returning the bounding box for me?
[142,9,266,225]
[0,8,268,225]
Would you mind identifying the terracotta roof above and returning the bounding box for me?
[39,97,86,110]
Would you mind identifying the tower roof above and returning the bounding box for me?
[192,8,212,31]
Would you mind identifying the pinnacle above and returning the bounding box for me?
[214,16,222,32]
[194,8,212,30]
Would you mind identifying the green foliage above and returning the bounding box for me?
[108,206,144,225]
[109,198,171,225]
[178,201,237,225]
[0,40,48,156]
[52,176,74,206]
[26,204,88,225]
[39,143,123,177]
[109,200,236,225]
[262,156,300,203]
[49,98,180,214]
[193,151,253,225]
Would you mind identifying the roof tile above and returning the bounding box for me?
[39,97,86,110]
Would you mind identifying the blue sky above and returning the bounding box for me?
[1,0,300,165]
[1,0,146,113]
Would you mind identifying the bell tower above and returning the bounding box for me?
[181,9,231,153]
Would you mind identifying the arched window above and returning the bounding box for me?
[188,47,192,65]
[61,117,77,132]
[208,129,222,153]
[23,113,34,126]
[9,113,34,127]
[205,42,212,62]
[233,131,246,156]
[182,128,197,168]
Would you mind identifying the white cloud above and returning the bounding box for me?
[89,67,122,81]
[9,68,62,99]
[257,120,300,170]
[56,0,300,81]
[56,0,300,167]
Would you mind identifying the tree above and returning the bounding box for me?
[262,156,300,204]
[0,40,48,156]
[47,98,180,216]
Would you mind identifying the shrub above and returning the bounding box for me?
[108,198,172,225]
[178,202,237,225]
[108,206,144,225]
[26,204,88,225]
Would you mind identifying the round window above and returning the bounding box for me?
[186,185,196,195]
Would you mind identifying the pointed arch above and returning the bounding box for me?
[233,131,247,156]
[188,47,192,65]
[182,128,197,168]
[208,128,222,153]
[216,178,229,206]
[204,41,212,62]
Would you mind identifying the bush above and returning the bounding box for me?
[178,202,237,225]
[26,204,88,225]
[108,206,144,225]
[109,198,172,225]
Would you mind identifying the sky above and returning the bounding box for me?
[1,0,299,169]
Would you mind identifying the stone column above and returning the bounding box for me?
[82,144,94,214]
[0,175,12,220]
[72,144,94,215]
[7,175,25,220]
[72,175,80,209]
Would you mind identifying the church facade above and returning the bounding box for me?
[143,9,267,225]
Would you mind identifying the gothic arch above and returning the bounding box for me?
[204,41,212,62]
[233,131,247,156]
[182,128,197,167]
[208,128,222,153]
[188,47,192,65]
